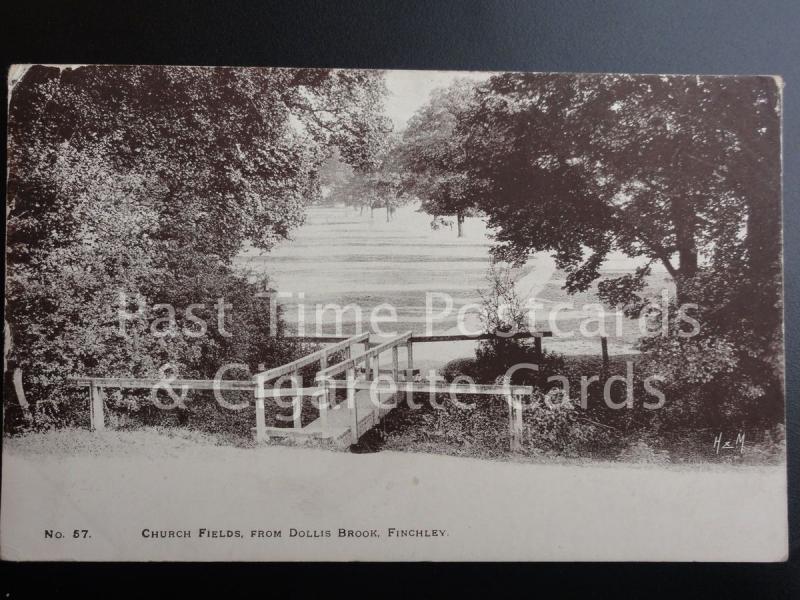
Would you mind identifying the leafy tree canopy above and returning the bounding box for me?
[452,73,783,426]
[457,74,780,309]
[5,65,390,418]
[398,79,481,236]
[328,134,411,220]
[400,72,783,426]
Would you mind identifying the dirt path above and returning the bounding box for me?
[1,430,787,561]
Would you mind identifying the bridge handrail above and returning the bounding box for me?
[408,331,551,342]
[315,331,413,381]
[325,379,533,396]
[283,331,552,343]
[253,331,370,385]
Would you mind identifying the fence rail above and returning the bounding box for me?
[70,376,257,432]
[72,330,611,451]
[325,380,533,396]
[72,377,255,390]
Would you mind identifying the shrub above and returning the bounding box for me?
[440,357,480,383]
[384,389,611,458]
[617,438,671,464]
[521,391,611,456]
[3,265,315,433]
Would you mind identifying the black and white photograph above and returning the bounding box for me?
[0,63,788,561]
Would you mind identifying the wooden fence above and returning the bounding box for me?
[72,330,610,451]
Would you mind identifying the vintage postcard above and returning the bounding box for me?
[1,65,787,561]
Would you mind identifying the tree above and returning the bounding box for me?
[7,66,390,262]
[453,73,782,425]
[398,79,481,237]
[370,137,411,222]
[458,74,780,307]
[5,65,390,425]
[316,149,354,206]
[329,135,410,221]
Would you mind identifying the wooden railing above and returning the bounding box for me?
[71,376,256,432]
[311,331,414,439]
[315,331,413,381]
[72,329,608,451]
[324,378,533,451]
[253,331,370,386]
[291,330,612,370]
[251,332,370,441]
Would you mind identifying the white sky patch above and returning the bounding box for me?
[383,70,492,131]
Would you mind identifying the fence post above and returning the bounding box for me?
[292,371,302,429]
[254,382,266,442]
[511,394,524,453]
[347,368,358,444]
[534,335,542,360]
[88,386,95,431]
[392,346,399,381]
[90,383,105,431]
[506,393,514,449]
[319,378,331,430]
[318,350,329,430]
[406,339,414,404]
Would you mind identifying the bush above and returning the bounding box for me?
[617,438,671,464]
[3,263,316,434]
[440,357,480,383]
[521,391,611,456]
[384,389,611,459]
[474,340,566,386]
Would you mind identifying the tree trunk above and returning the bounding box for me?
[457,210,464,237]
[744,182,783,377]
[670,196,698,305]
[675,243,698,304]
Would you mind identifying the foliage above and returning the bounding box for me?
[436,73,782,428]
[5,65,390,428]
[477,261,527,336]
[328,135,411,220]
[521,392,610,456]
[315,149,354,205]
[458,74,780,306]
[398,79,481,236]
[384,390,608,458]
[440,357,480,383]
[470,261,564,386]
[617,438,671,464]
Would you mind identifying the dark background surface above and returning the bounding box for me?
[0,0,797,597]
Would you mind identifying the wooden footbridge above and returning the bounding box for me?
[72,329,613,451]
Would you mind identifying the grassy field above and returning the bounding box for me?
[235,204,672,371]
